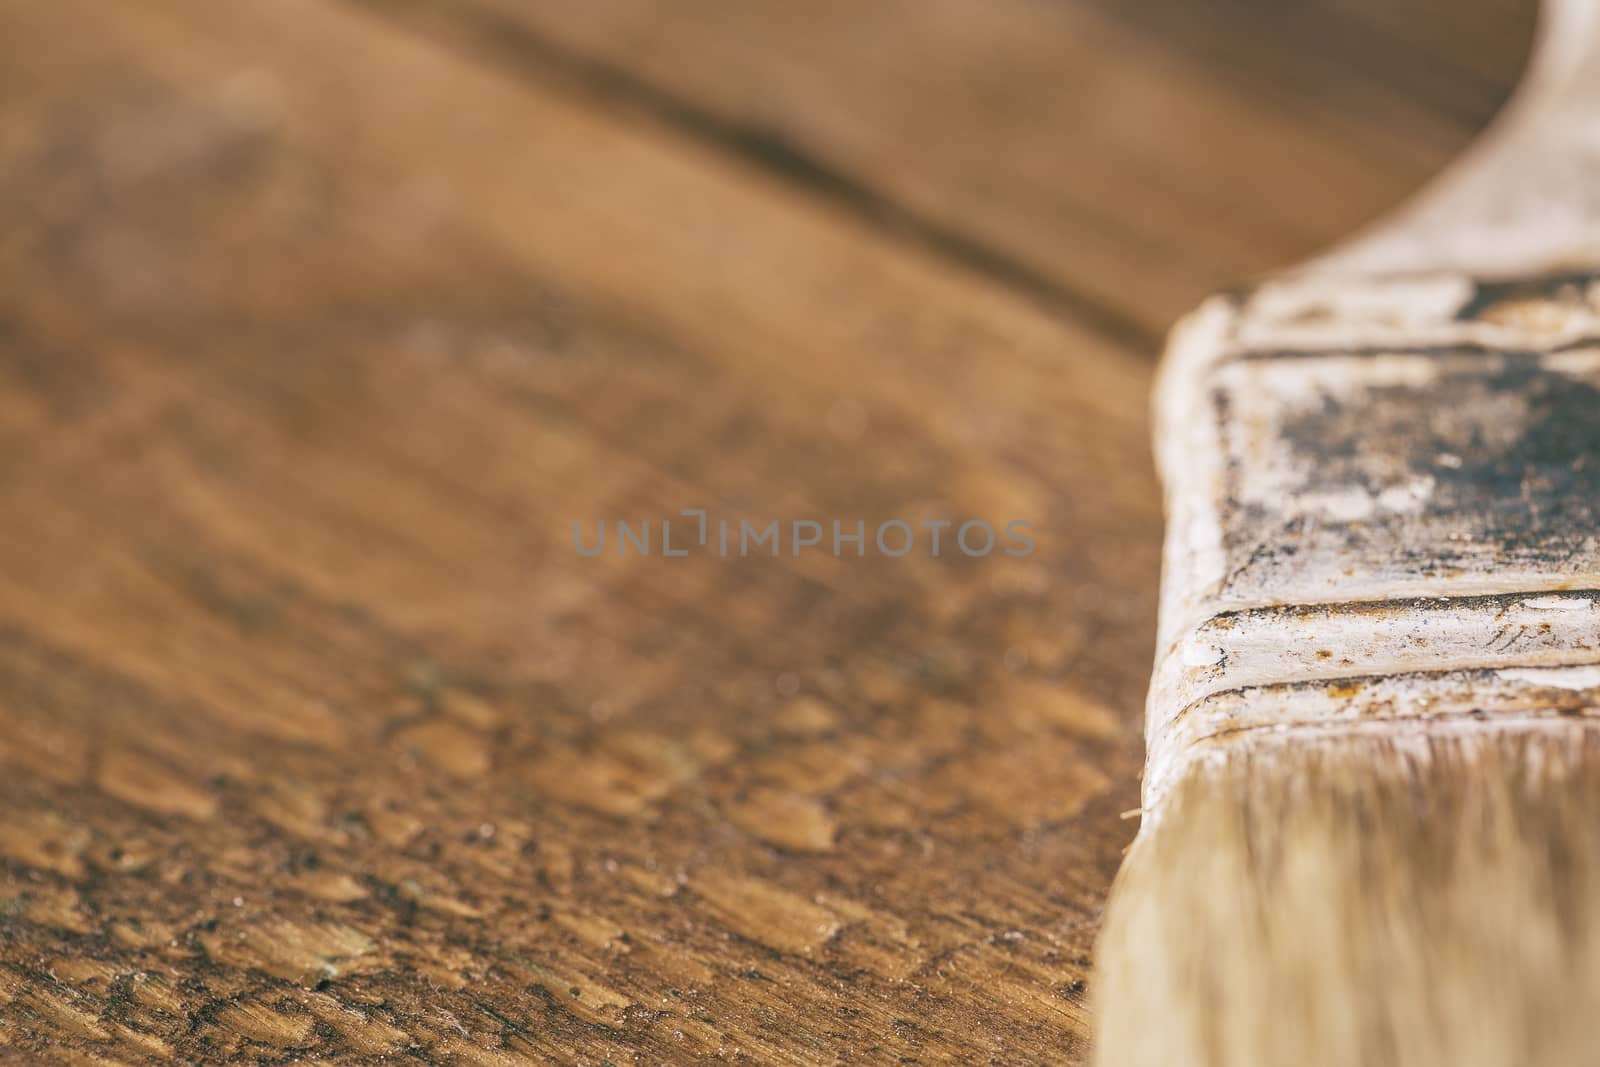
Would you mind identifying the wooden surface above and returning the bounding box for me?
[0,1,1530,1063]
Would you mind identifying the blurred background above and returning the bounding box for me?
[0,1,1535,1063]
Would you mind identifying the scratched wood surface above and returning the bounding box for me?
[0,1,1529,1063]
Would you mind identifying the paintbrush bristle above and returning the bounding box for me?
[1121,257,1600,1065]
[1093,727,1600,1066]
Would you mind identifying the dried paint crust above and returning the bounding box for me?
[1146,271,1600,808]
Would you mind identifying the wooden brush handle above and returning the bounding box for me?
[1101,9,1600,1066]
[1142,0,1600,813]
[1316,0,1600,277]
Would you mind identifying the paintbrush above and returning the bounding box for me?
[1094,2,1600,1064]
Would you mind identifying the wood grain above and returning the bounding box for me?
[0,0,1528,1063]
[377,0,1534,338]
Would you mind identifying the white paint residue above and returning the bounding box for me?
[1180,638,1226,668]
[1377,476,1435,514]
[1499,666,1600,691]
[1542,346,1600,376]
[1244,275,1473,334]
[1299,489,1377,523]
[1296,475,1440,522]
[1521,596,1595,611]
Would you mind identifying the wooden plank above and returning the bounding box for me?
[387,0,1535,339]
[1086,0,1533,127]
[0,1,1160,1063]
[1327,0,1536,91]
